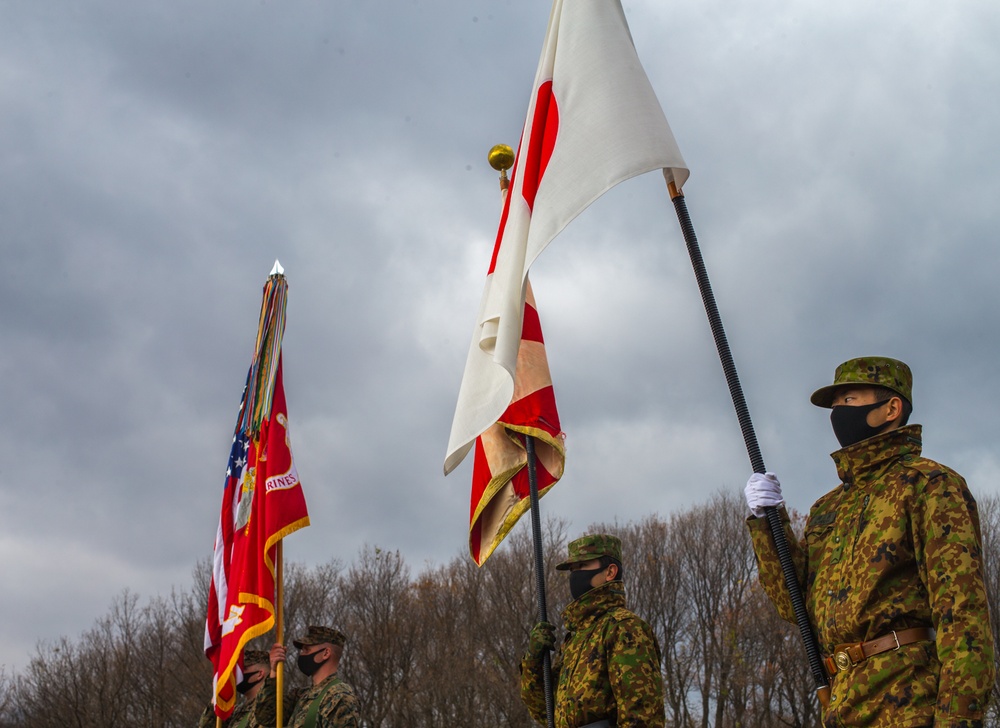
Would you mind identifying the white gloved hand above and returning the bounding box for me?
[744,472,783,518]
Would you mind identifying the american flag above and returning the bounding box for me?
[204,419,252,716]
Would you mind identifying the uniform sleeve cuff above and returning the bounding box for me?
[935,694,986,725]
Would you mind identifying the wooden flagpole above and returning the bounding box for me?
[276,540,285,728]
[666,180,831,706]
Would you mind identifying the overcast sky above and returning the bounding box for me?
[2,0,999,673]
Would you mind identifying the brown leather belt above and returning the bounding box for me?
[823,627,935,676]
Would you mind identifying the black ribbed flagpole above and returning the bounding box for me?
[485,146,557,727]
[525,436,556,728]
[667,182,830,705]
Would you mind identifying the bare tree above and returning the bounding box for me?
[408,558,489,726]
[339,546,417,727]
[614,514,698,728]
[663,491,756,727]
[280,557,345,644]
[0,666,16,728]
[13,591,141,727]
[166,563,217,722]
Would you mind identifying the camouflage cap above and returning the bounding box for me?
[810,356,913,408]
[243,649,270,667]
[556,534,622,570]
[292,625,346,649]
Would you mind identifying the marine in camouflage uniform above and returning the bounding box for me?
[746,357,995,727]
[254,626,360,728]
[520,534,665,728]
[198,697,257,728]
[197,649,270,728]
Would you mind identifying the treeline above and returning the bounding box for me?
[2,489,1000,727]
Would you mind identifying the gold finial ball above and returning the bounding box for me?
[488,144,515,172]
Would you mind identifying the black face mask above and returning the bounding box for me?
[569,567,604,601]
[830,400,892,447]
[236,671,264,694]
[297,651,325,677]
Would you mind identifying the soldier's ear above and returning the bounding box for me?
[606,563,619,581]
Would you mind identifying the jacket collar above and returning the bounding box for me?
[562,581,626,631]
[830,424,922,488]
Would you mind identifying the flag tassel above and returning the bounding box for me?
[666,181,831,705]
[525,436,556,728]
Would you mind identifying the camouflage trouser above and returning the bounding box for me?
[580,722,613,728]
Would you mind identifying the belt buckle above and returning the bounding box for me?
[833,651,853,671]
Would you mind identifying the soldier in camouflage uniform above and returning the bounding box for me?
[197,649,271,728]
[254,625,360,728]
[745,356,995,727]
[520,534,665,728]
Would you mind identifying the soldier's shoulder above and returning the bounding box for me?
[317,677,357,709]
[605,607,661,663]
[902,456,966,487]
[897,456,980,513]
[607,604,640,622]
[606,606,655,635]
[314,680,359,724]
[326,678,356,696]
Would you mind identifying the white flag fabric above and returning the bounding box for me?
[445,0,688,474]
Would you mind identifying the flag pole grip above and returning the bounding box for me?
[525,436,556,728]
[666,181,831,699]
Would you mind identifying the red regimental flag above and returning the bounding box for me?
[446,0,689,559]
[205,359,309,717]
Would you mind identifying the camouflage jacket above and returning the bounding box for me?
[197,697,261,728]
[520,581,665,728]
[748,425,995,727]
[253,673,360,728]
